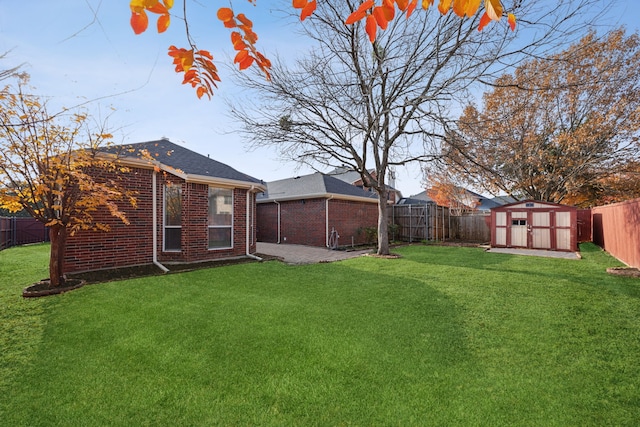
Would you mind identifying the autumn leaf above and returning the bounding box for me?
[438,0,452,15]
[217,7,234,23]
[365,14,377,42]
[484,0,503,20]
[478,11,492,31]
[301,0,317,20]
[157,13,170,33]
[508,13,516,31]
[130,10,148,34]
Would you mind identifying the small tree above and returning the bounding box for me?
[0,76,136,287]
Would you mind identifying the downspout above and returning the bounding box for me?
[152,171,170,273]
[326,195,334,248]
[246,186,262,261]
[274,200,281,244]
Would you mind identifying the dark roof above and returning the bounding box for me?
[109,139,262,184]
[258,173,379,202]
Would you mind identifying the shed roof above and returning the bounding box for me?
[258,173,379,203]
[490,199,578,210]
[106,139,264,188]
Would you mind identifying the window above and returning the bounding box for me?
[512,219,527,226]
[164,183,182,251]
[209,187,233,249]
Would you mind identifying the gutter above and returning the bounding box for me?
[326,195,333,248]
[275,200,281,244]
[152,171,170,273]
[246,186,262,261]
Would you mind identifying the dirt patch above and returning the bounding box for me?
[606,267,640,278]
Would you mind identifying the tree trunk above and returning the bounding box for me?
[48,225,67,287]
[376,188,390,255]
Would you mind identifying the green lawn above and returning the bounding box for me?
[1,243,639,426]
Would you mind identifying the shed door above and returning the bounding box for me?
[531,211,551,249]
[555,211,572,250]
[510,212,528,247]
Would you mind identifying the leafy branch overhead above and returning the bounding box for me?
[129,0,515,99]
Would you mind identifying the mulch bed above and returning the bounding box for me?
[22,254,281,298]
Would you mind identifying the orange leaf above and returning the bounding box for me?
[365,14,377,42]
[452,0,467,17]
[236,13,253,27]
[196,86,207,99]
[238,55,255,71]
[356,0,375,14]
[396,0,409,11]
[130,11,148,34]
[292,0,308,8]
[157,13,170,33]
[345,9,367,25]
[484,0,503,20]
[382,0,395,20]
[421,0,435,9]
[162,0,174,9]
[300,0,316,20]
[508,13,516,31]
[217,7,234,22]
[477,11,491,30]
[234,50,250,64]
[147,2,168,14]
[438,0,452,15]
[464,0,481,17]
[373,7,389,29]
[406,0,418,18]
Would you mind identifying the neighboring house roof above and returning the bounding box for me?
[491,195,518,206]
[398,193,437,205]
[105,139,265,189]
[327,166,368,185]
[257,173,379,203]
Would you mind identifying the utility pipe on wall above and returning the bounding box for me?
[246,186,262,261]
[325,195,334,248]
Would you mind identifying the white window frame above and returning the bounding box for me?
[208,187,233,250]
[163,183,182,252]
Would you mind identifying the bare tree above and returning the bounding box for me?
[230,0,601,255]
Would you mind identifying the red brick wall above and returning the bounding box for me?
[256,198,379,247]
[64,166,257,273]
[328,199,378,246]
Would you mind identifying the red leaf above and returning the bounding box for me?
[217,7,234,22]
[130,11,148,34]
[406,0,418,18]
[373,7,389,29]
[477,11,491,31]
[292,0,308,8]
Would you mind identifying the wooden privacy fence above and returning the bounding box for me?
[592,198,640,269]
[449,213,491,243]
[391,205,492,244]
[0,217,49,251]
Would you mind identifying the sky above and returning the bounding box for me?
[0,1,639,198]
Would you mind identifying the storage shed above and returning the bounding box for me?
[490,200,578,252]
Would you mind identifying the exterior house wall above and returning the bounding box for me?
[256,198,378,247]
[592,198,640,268]
[64,166,257,273]
[328,199,378,246]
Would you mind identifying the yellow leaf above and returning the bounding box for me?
[508,13,516,31]
[484,0,502,21]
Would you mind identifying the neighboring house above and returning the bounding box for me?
[327,166,402,204]
[64,139,265,273]
[257,173,379,248]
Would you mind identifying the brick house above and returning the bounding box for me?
[64,139,265,273]
[256,173,379,248]
[327,166,402,204]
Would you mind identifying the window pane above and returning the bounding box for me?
[209,227,232,249]
[165,228,181,251]
[165,184,182,226]
[209,188,232,226]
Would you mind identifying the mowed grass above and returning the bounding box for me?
[1,243,639,425]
